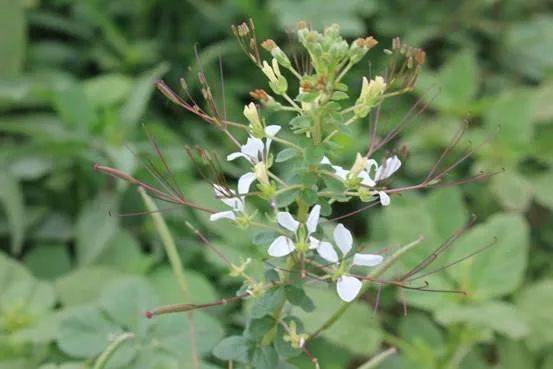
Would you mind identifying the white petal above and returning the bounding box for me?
[375,156,401,181]
[308,236,320,250]
[238,172,256,195]
[227,152,248,162]
[320,156,332,165]
[213,185,241,210]
[358,171,376,187]
[378,191,391,206]
[277,212,300,232]
[336,275,362,302]
[317,241,339,263]
[333,166,349,180]
[264,125,281,137]
[210,211,236,222]
[333,223,353,255]
[268,236,295,257]
[306,205,321,235]
[241,137,264,161]
[353,253,384,267]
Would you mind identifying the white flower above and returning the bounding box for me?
[268,205,321,257]
[227,125,281,193]
[321,155,401,206]
[359,76,387,102]
[310,223,383,302]
[210,184,245,222]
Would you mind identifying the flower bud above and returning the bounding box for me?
[261,59,288,95]
[243,102,261,128]
[349,153,368,178]
[254,162,270,186]
[350,36,378,64]
[354,76,387,118]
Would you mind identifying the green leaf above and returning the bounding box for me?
[56,306,123,358]
[23,244,72,280]
[516,279,553,351]
[285,285,315,312]
[276,148,299,163]
[96,230,154,273]
[245,316,276,340]
[304,146,325,165]
[0,172,25,254]
[0,0,26,77]
[149,265,218,305]
[445,213,529,300]
[490,171,533,211]
[55,266,126,306]
[75,193,119,266]
[435,300,529,339]
[53,83,97,130]
[533,170,553,209]
[212,335,252,363]
[119,63,169,127]
[250,287,286,319]
[295,287,382,356]
[83,74,132,107]
[252,346,279,369]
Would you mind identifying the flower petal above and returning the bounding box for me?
[320,156,332,165]
[268,236,295,257]
[375,156,401,181]
[238,172,256,195]
[317,241,339,263]
[378,191,391,206]
[264,125,281,137]
[358,171,376,187]
[308,236,320,250]
[336,275,362,302]
[213,185,241,210]
[353,253,384,267]
[277,212,300,232]
[333,166,349,180]
[333,223,353,255]
[241,137,264,161]
[227,152,248,162]
[210,211,236,222]
[306,205,321,235]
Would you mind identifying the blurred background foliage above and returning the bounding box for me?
[0,0,552,368]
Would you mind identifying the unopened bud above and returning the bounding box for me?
[354,76,387,118]
[254,162,270,186]
[350,153,368,178]
[261,39,277,52]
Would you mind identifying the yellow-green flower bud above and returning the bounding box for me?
[261,59,288,95]
[354,76,387,118]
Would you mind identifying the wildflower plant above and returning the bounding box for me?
[94,20,496,368]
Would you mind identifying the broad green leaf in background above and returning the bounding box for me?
[83,74,133,108]
[149,265,218,305]
[270,0,376,36]
[119,63,169,127]
[57,277,225,368]
[445,213,529,300]
[294,287,382,356]
[533,170,553,210]
[416,50,479,115]
[0,0,26,78]
[502,16,553,80]
[96,230,154,274]
[75,193,119,266]
[0,172,25,254]
[55,266,127,306]
[490,171,533,212]
[23,243,72,279]
[516,279,553,351]
[434,300,529,339]
[52,82,97,131]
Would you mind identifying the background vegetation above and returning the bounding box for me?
[1,0,552,368]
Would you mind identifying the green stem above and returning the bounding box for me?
[271,135,304,152]
[307,236,424,340]
[355,347,397,369]
[141,189,188,296]
[93,333,134,369]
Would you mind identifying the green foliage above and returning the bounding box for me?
[0,0,552,368]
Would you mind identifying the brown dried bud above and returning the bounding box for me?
[355,36,378,49]
[300,80,313,92]
[415,49,426,65]
[250,89,269,102]
[261,39,277,52]
[297,20,307,30]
